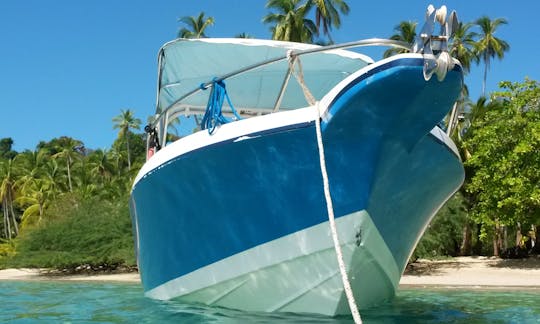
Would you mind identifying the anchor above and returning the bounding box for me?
[414,5,459,81]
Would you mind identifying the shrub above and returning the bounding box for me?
[4,194,136,270]
[412,192,468,260]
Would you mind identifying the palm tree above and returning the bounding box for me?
[112,109,141,171]
[383,21,416,58]
[0,138,17,160]
[41,159,62,197]
[51,137,83,193]
[449,22,477,74]
[466,96,503,127]
[0,159,19,239]
[445,22,476,136]
[15,149,47,183]
[15,178,53,227]
[76,154,96,198]
[312,0,349,43]
[88,149,114,184]
[108,146,126,176]
[263,0,317,43]
[178,12,215,38]
[87,149,115,199]
[15,147,58,193]
[473,16,509,97]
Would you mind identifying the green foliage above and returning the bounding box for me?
[464,79,540,250]
[0,138,17,160]
[449,22,476,74]
[383,21,417,58]
[112,109,142,171]
[474,16,510,96]
[262,0,350,44]
[311,0,349,43]
[263,0,318,43]
[2,194,135,269]
[413,192,468,259]
[0,108,146,270]
[111,132,146,170]
[178,12,215,39]
[37,136,85,156]
[0,239,15,259]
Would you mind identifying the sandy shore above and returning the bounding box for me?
[1,256,539,288]
[0,268,140,283]
[400,256,540,289]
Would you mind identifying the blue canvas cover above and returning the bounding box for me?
[156,38,373,114]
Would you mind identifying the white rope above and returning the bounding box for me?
[314,104,362,323]
[290,56,317,106]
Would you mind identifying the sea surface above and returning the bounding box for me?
[1,281,539,323]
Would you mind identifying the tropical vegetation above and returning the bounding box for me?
[112,109,142,171]
[263,0,318,43]
[178,0,350,44]
[383,21,417,58]
[1,3,535,272]
[474,16,510,97]
[0,109,144,270]
[178,12,215,38]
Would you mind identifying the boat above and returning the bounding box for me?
[130,5,464,316]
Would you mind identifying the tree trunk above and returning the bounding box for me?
[126,132,131,171]
[493,223,502,257]
[482,65,487,97]
[482,55,489,97]
[531,225,539,254]
[473,223,483,255]
[8,189,18,236]
[67,155,73,192]
[503,225,508,251]
[38,202,44,224]
[533,225,537,248]
[459,222,472,256]
[3,197,11,240]
[516,222,523,247]
[3,200,8,239]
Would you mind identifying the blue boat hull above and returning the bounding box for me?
[130,55,464,315]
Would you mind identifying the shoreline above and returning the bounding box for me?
[1,256,539,288]
[0,268,140,283]
[399,256,540,289]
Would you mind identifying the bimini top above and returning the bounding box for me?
[155,38,374,117]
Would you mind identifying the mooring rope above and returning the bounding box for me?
[288,52,317,106]
[200,78,242,134]
[314,104,362,324]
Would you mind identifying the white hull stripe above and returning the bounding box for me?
[145,210,400,303]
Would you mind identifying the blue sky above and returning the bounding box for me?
[1,1,538,152]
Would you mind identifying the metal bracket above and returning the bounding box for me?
[414,5,459,81]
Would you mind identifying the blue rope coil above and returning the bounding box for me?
[200,78,242,134]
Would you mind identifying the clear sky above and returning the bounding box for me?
[1,1,538,152]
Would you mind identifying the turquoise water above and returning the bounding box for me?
[1,282,539,323]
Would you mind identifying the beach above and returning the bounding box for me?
[1,256,539,288]
[400,256,540,289]
[0,268,140,283]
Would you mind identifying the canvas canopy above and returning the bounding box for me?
[156,38,373,118]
